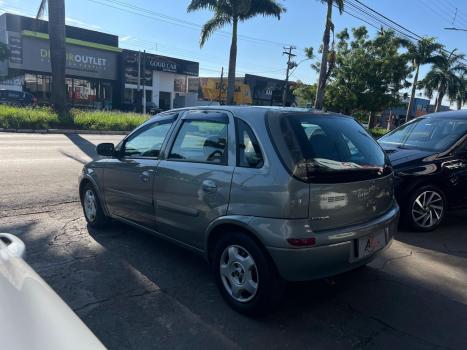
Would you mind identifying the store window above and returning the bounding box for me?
[25,74,113,109]
[24,73,52,104]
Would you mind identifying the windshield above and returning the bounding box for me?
[267,113,390,183]
[379,117,467,152]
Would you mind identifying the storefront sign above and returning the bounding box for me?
[123,50,199,83]
[16,36,118,80]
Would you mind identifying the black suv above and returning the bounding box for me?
[0,90,37,107]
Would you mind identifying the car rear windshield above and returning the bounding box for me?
[379,117,467,152]
[266,113,391,183]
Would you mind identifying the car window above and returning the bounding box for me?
[169,119,228,164]
[379,117,467,152]
[123,120,174,158]
[267,114,390,183]
[236,119,263,168]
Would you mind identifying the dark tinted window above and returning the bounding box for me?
[169,120,228,164]
[236,119,263,168]
[267,113,390,183]
[123,119,174,158]
[7,91,21,99]
[379,117,467,152]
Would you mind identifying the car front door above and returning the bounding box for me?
[103,115,177,228]
[154,110,235,249]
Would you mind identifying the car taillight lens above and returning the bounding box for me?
[287,237,316,247]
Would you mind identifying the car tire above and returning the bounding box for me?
[81,183,110,228]
[211,231,285,316]
[406,185,446,232]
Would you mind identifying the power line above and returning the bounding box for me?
[350,0,423,40]
[84,0,296,48]
[331,0,467,67]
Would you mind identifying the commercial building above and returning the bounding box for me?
[121,49,199,111]
[0,13,120,109]
[0,13,200,111]
[244,74,295,106]
[193,77,252,105]
[192,74,295,106]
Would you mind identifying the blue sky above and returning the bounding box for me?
[3,0,467,92]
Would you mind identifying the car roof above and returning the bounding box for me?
[165,105,350,120]
[423,110,467,119]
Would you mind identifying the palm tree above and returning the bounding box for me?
[37,0,67,120]
[188,0,285,105]
[420,49,467,112]
[401,37,442,122]
[448,74,466,110]
[314,0,344,110]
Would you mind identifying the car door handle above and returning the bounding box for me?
[202,180,217,193]
[140,170,154,183]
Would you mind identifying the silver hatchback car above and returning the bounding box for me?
[79,107,399,315]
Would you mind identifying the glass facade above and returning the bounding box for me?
[24,73,113,109]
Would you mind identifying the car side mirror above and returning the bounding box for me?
[96,143,115,157]
[0,233,26,259]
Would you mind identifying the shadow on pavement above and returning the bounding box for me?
[87,221,467,350]
[65,134,99,160]
[396,209,467,259]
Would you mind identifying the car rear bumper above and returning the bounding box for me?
[266,205,399,281]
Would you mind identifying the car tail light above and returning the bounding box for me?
[287,237,316,247]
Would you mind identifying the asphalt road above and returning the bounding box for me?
[0,132,124,211]
[1,132,467,350]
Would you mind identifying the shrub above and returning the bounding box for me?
[70,109,148,131]
[0,105,149,131]
[370,127,388,138]
[0,105,59,129]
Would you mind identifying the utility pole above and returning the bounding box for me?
[282,46,296,107]
[218,66,224,103]
[142,49,146,114]
[137,50,141,113]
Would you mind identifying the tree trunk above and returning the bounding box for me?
[435,87,445,112]
[405,63,419,122]
[48,0,68,122]
[314,0,333,110]
[457,99,462,110]
[226,18,238,105]
[368,111,377,130]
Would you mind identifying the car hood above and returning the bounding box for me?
[381,146,435,167]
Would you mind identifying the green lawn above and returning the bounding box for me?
[0,105,149,131]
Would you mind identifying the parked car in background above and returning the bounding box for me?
[379,110,467,231]
[0,233,104,350]
[79,106,399,315]
[0,89,37,107]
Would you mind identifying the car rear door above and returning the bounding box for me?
[103,115,177,228]
[154,110,235,250]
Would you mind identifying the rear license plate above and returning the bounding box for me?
[358,231,386,259]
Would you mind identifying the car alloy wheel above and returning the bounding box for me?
[84,189,97,223]
[411,190,444,229]
[219,245,259,303]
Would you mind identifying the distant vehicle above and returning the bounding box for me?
[0,89,37,107]
[379,110,467,231]
[0,232,104,350]
[80,106,399,315]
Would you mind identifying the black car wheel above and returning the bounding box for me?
[407,185,446,232]
[211,231,285,316]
